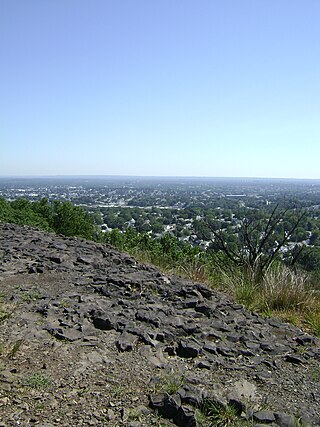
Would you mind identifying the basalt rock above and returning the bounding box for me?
[0,223,319,426]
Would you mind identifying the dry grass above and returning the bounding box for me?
[261,266,315,311]
[215,264,320,337]
[176,258,208,282]
[304,303,320,336]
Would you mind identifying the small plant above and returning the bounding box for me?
[24,372,52,389]
[271,309,302,327]
[35,402,45,412]
[198,399,252,427]
[154,373,185,395]
[150,411,171,427]
[127,408,142,421]
[219,270,259,311]
[260,266,314,312]
[20,288,42,302]
[195,408,212,427]
[109,384,125,398]
[294,417,310,427]
[234,280,259,310]
[177,259,208,282]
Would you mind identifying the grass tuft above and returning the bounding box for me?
[155,373,185,395]
[177,259,208,282]
[198,398,252,427]
[261,266,314,311]
[20,288,42,302]
[24,372,52,389]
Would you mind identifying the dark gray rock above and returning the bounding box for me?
[196,360,211,369]
[274,412,296,427]
[178,385,203,407]
[92,316,115,331]
[216,343,236,357]
[135,309,161,327]
[149,393,196,427]
[178,405,197,427]
[296,334,315,346]
[203,342,217,354]
[177,341,201,358]
[285,354,307,365]
[253,410,276,423]
[149,393,167,411]
[1,223,320,427]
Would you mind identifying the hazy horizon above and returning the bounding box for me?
[1,1,320,179]
[1,174,320,184]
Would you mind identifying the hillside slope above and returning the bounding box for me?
[0,223,319,426]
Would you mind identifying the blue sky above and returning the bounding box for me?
[1,1,319,178]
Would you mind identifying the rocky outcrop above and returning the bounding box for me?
[0,223,319,426]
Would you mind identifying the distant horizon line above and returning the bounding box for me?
[1,174,320,182]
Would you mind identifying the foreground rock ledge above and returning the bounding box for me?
[0,223,319,427]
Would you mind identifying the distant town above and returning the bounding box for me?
[1,176,320,253]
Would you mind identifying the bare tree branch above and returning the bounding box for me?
[206,206,307,281]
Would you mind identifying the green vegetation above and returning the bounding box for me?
[0,197,97,239]
[154,373,185,395]
[19,288,43,302]
[207,206,307,282]
[196,399,253,427]
[311,366,320,381]
[24,372,52,389]
[152,374,253,427]
[109,384,126,398]
[1,197,320,336]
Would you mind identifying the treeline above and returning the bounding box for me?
[0,197,97,240]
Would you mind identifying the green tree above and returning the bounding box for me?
[104,228,126,249]
[0,198,13,223]
[297,247,320,272]
[309,231,320,246]
[10,198,51,230]
[52,201,96,239]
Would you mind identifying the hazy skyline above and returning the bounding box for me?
[1,1,320,179]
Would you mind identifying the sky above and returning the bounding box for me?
[1,1,320,179]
